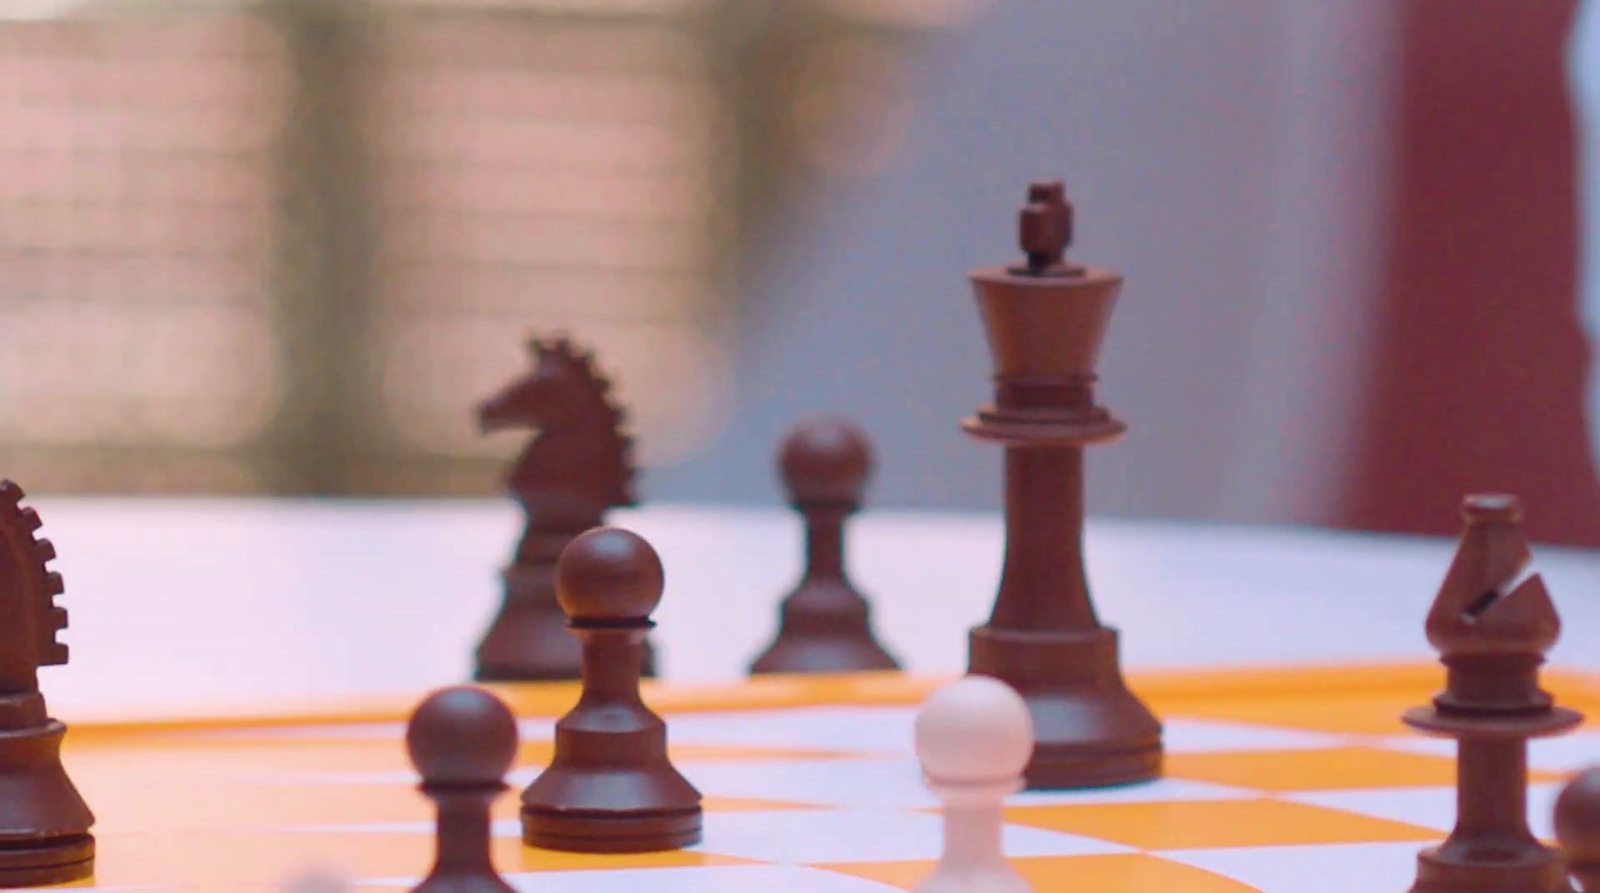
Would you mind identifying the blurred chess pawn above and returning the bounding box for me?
[407,686,520,892]
[914,675,1035,893]
[750,416,900,675]
[1556,766,1600,893]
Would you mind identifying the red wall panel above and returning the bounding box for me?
[1346,0,1600,545]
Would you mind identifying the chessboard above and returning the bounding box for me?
[60,663,1599,893]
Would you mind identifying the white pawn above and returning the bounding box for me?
[913,675,1035,893]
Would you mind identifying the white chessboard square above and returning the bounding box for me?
[1284,782,1569,840]
[1161,718,1360,753]
[682,758,928,808]
[690,808,1132,864]
[1158,840,1421,893]
[661,707,917,754]
[681,758,1250,811]
[359,864,906,893]
[1370,730,1600,773]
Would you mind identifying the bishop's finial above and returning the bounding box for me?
[1013,181,1082,277]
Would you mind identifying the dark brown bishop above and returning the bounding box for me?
[1402,494,1583,893]
[472,335,654,682]
[0,481,94,887]
[749,416,900,675]
[520,527,701,853]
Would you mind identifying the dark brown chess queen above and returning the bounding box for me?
[0,481,94,886]
[474,337,654,682]
[1403,495,1583,893]
[962,182,1162,789]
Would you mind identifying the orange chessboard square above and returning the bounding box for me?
[1164,746,1573,792]
[820,853,1264,893]
[1003,798,1444,850]
[1150,693,1427,736]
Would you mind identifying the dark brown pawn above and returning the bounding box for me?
[1556,767,1600,893]
[1402,494,1583,893]
[0,481,93,888]
[520,527,701,853]
[406,686,519,893]
[749,417,900,675]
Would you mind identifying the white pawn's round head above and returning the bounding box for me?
[915,675,1034,786]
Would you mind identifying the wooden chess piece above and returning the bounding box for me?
[913,675,1035,893]
[520,527,701,852]
[749,416,900,675]
[1556,766,1600,893]
[1403,494,1583,893]
[473,336,655,682]
[962,181,1162,789]
[0,481,94,887]
[406,686,519,893]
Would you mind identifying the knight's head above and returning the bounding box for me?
[479,336,614,434]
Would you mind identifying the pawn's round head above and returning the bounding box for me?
[1556,766,1600,863]
[556,526,664,623]
[405,686,519,786]
[914,674,1034,785]
[779,416,873,505]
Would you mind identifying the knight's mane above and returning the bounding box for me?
[535,339,626,428]
[0,481,68,686]
[533,338,638,506]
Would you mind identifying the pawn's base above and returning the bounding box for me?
[1025,734,1162,790]
[749,632,900,675]
[521,806,701,854]
[1409,841,1567,893]
[0,833,93,888]
[969,624,1163,790]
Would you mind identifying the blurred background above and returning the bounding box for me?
[1,0,1597,545]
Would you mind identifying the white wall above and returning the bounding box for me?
[652,0,1401,525]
